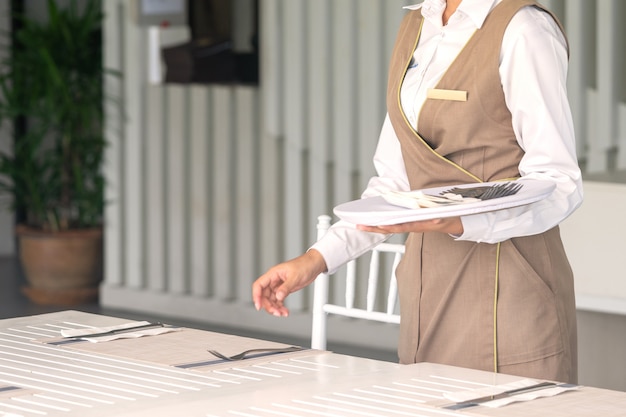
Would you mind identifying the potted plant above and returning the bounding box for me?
[0,0,112,305]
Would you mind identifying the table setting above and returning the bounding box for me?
[1,310,625,416]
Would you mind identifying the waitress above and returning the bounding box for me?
[252,0,582,384]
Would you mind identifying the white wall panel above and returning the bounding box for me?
[614,2,626,170]
[561,181,626,312]
[282,0,308,310]
[330,0,357,208]
[565,0,593,160]
[258,0,282,276]
[234,87,260,303]
[587,0,618,172]
[120,0,146,290]
[620,103,626,169]
[306,0,332,244]
[103,0,125,286]
[357,0,386,193]
[165,85,188,294]
[189,86,211,297]
[144,86,167,291]
[211,87,236,300]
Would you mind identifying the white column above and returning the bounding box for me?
[259,0,283,274]
[587,0,618,172]
[165,85,189,294]
[282,0,308,310]
[103,0,125,286]
[307,0,332,237]
[565,0,592,160]
[619,103,626,169]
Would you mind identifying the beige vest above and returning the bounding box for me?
[386,0,577,383]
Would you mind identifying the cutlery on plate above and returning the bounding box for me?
[384,182,524,210]
[441,182,523,200]
[207,346,304,361]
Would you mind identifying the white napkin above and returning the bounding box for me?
[60,321,182,343]
[383,190,477,209]
[444,378,579,408]
[480,384,579,408]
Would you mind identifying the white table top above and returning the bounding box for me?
[1,310,625,417]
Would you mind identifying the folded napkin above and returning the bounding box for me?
[444,378,579,408]
[60,321,182,343]
[383,190,477,209]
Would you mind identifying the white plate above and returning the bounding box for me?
[333,179,556,226]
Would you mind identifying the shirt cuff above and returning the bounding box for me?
[309,221,389,274]
[455,214,494,243]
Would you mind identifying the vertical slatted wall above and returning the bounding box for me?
[101,0,408,349]
[100,0,625,349]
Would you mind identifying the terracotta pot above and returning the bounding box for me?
[16,225,103,305]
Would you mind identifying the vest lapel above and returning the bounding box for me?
[386,10,482,189]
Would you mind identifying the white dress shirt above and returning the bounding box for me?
[311,0,583,274]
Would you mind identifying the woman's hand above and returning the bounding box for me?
[356,216,463,236]
[252,217,462,317]
[252,249,328,317]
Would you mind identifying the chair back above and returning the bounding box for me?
[311,215,404,350]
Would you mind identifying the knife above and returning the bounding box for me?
[443,381,575,410]
[63,322,165,339]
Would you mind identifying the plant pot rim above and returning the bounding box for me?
[15,224,103,238]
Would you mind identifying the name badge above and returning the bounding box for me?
[427,88,468,102]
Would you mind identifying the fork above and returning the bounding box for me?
[442,182,523,200]
[207,346,304,361]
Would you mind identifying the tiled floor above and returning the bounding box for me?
[0,256,398,362]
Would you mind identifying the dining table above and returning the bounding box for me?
[1,310,625,416]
